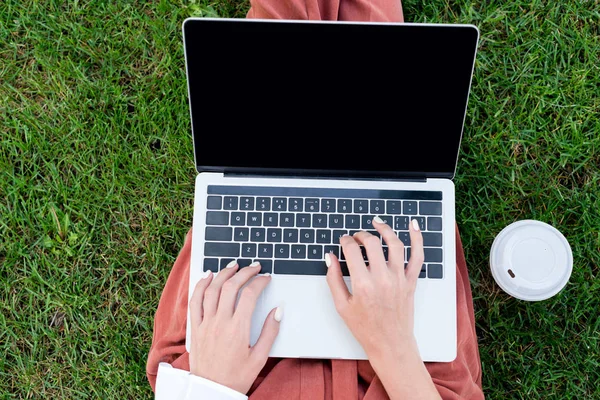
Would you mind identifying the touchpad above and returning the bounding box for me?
[249,276,365,359]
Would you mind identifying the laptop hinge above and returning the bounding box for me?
[224,172,427,183]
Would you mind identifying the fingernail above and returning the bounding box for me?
[249,261,261,267]
[373,216,385,224]
[225,260,237,269]
[274,306,284,322]
[263,272,271,277]
[412,219,420,231]
[201,270,212,279]
[325,252,331,267]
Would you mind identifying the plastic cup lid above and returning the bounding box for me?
[490,220,573,301]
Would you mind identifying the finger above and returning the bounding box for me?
[189,270,213,328]
[251,306,282,363]
[325,252,351,314]
[405,219,425,282]
[353,230,387,276]
[233,274,272,319]
[218,262,262,317]
[339,234,369,281]
[203,260,239,318]
[373,216,405,271]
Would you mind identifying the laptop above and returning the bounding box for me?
[182,18,479,362]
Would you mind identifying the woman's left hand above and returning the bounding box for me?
[188,262,282,394]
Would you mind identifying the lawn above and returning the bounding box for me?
[1,0,598,398]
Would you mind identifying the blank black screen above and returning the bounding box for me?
[183,19,478,178]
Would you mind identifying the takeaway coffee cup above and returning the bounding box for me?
[490,220,573,301]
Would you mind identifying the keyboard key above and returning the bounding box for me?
[386,200,402,214]
[345,215,360,229]
[324,245,340,259]
[394,216,409,231]
[332,230,347,244]
[273,198,287,211]
[283,228,299,243]
[207,196,222,210]
[223,196,238,210]
[289,198,303,212]
[361,215,375,229]
[255,259,273,274]
[267,228,282,242]
[381,246,389,261]
[411,216,426,231]
[237,259,253,268]
[420,201,442,215]
[247,212,262,226]
[291,245,306,259]
[339,262,350,276]
[206,211,229,226]
[264,213,278,227]
[321,199,336,212]
[275,244,290,258]
[425,248,443,262]
[329,214,344,228]
[220,258,235,269]
[312,214,328,228]
[398,231,410,246]
[403,201,418,215]
[280,213,294,227]
[234,227,249,242]
[300,229,315,243]
[428,217,443,231]
[380,215,393,226]
[337,199,352,213]
[231,212,245,226]
[354,199,369,213]
[205,226,233,241]
[419,265,426,278]
[296,214,311,227]
[256,197,271,211]
[316,230,331,244]
[274,260,327,275]
[250,228,266,242]
[308,245,323,259]
[203,258,219,272]
[242,243,257,258]
[422,232,443,247]
[370,200,385,214]
[240,197,254,210]
[204,242,240,257]
[305,198,320,212]
[258,243,273,258]
[428,264,443,278]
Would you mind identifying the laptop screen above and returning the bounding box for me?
[183,19,479,179]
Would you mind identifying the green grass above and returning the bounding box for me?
[1,0,598,398]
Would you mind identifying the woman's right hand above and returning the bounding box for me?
[325,217,425,361]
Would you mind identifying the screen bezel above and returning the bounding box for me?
[182,18,479,180]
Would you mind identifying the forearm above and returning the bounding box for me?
[369,341,441,400]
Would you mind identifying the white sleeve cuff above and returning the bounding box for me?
[155,363,248,400]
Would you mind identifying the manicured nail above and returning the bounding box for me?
[249,261,261,267]
[274,306,284,322]
[412,219,420,231]
[225,260,237,269]
[373,216,385,224]
[201,270,212,279]
[325,252,331,268]
[263,272,271,277]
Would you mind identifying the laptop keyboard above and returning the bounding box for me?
[202,185,444,279]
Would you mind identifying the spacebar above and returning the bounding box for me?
[274,260,328,275]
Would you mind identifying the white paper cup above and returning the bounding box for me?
[490,220,573,301]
